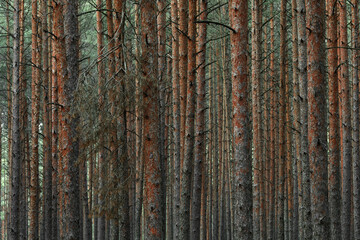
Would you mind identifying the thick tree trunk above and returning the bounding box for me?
[61,1,81,239]
[230,0,252,239]
[140,0,163,238]
[306,0,330,238]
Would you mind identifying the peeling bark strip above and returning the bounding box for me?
[306,0,330,238]
[140,0,164,238]
[326,0,341,238]
[230,0,252,239]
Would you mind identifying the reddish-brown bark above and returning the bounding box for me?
[307,0,330,238]
[230,0,252,239]
[141,0,163,238]
[29,0,40,238]
[327,0,341,238]
[338,1,352,238]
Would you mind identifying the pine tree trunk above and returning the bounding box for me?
[338,1,352,238]
[278,1,287,239]
[10,0,21,238]
[296,0,312,238]
[141,0,163,238]
[230,0,252,239]
[179,0,196,236]
[42,0,52,238]
[61,1,81,238]
[171,0,181,237]
[306,0,330,238]
[190,0,207,238]
[351,0,360,237]
[326,0,341,238]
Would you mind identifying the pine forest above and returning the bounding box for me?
[0,0,358,239]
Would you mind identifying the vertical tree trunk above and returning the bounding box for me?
[351,0,360,237]
[327,0,341,238]
[339,1,352,238]
[30,0,40,239]
[179,0,196,237]
[268,5,276,239]
[61,0,81,238]
[190,0,207,238]
[297,0,312,239]
[140,0,163,238]
[114,0,130,238]
[291,1,300,239]
[52,1,61,238]
[306,0,330,238]
[230,0,252,239]
[278,1,287,239]
[95,0,105,237]
[251,0,262,238]
[10,0,21,238]
[134,4,144,240]
[179,0,188,164]
[42,0,52,238]
[171,0,181,237]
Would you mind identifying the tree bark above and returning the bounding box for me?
[190,0,207,238]
[306,0,330,238]
[326,0,341,238]
[339,1,352,238]
[61,1,81,239]
[140,0,163,238]
[230,0,252,239]
[10,0,21,238]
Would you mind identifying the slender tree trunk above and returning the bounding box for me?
[291,1,299,239]
[10,0,21,238]
[278,1,287,239]
[42,0,51,238]
[179,0,196,237]
[306,0,330,238]
[351,0,360,237]
[171,0,181,237]
[251,0,262,238]
[190,0,207,238]
[230,0,252,239]
[327,0,341,238]
[179,0,188,166]
[97,0,107,237]
[297,0,312,239]
[339,1,352,238]
[268,5,276,239]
